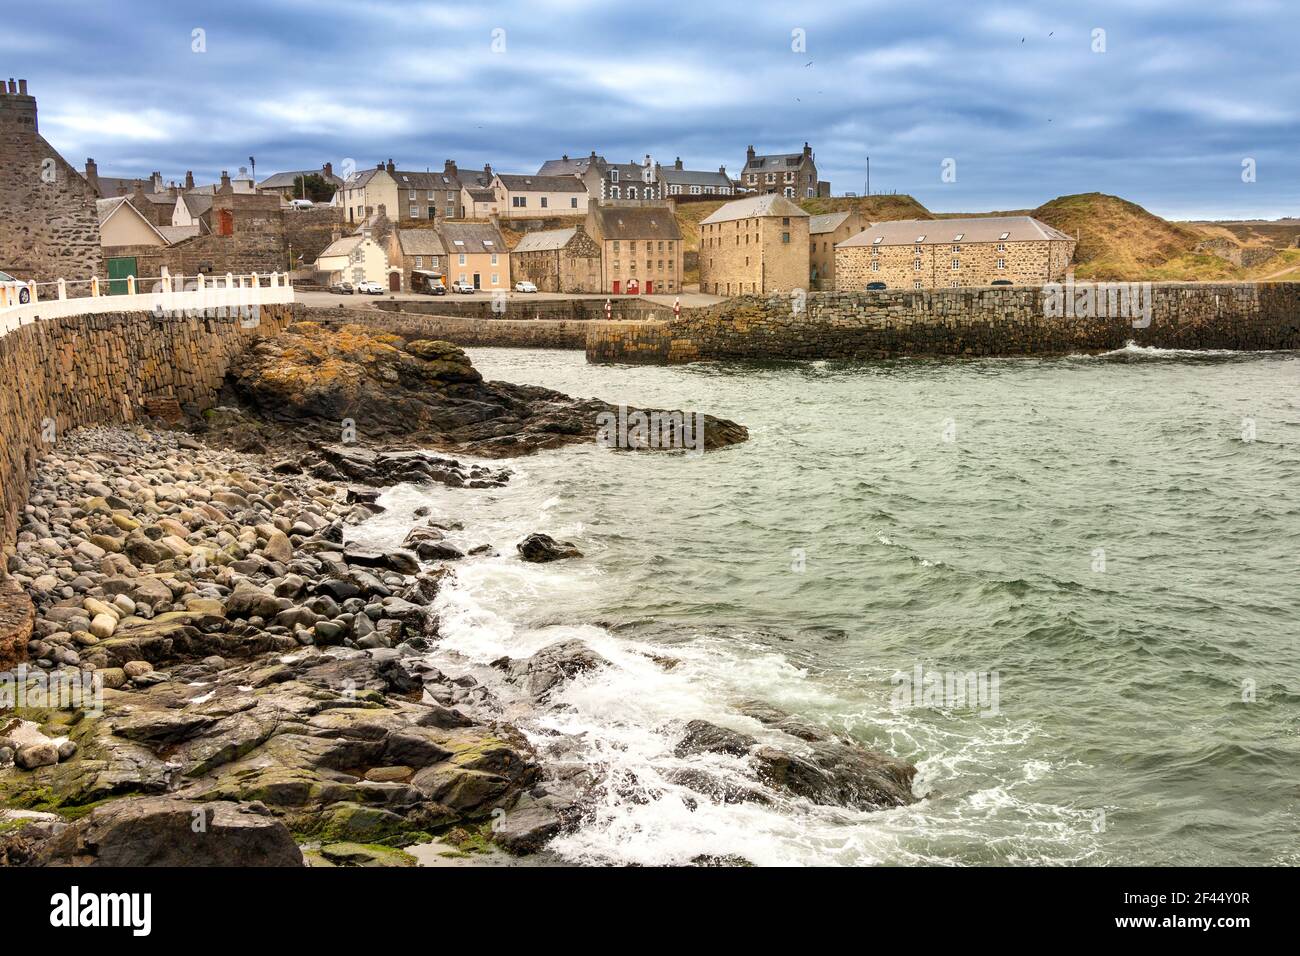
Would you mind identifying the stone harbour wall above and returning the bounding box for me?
[0,304,295,562]
[303,305,593,349]
[586,284,1300,363]
[373,296,674,323]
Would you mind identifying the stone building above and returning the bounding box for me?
[0,80,102,283]
[581,154,660,202]
[698,195,810,296]
[659,158,735,197]
[738,144,828,199]
[388,228,447,291]
[835,216,1076,291]
[315,229,391,287]
[809,210,865,290]
[256,162,343,200]
[585,203,682,294]
[340,160,464,225]
[510,225,602,292]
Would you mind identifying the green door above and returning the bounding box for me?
[107,256,137,295]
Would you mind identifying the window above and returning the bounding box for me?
[871,247,879,257]
[431,256,438,267]
[612,241,620,252]
[409,189,416,200]
[914,259,922,271]
[540,197,548,208]
[610,186,620,199]
[782,232,790,243]
[997,258,1006,269]
[512,196,527,208]
[952,244,961,252]
[491,274,499,285]
[997,242,1006,252]
[627,187,637,199]
[458,254,467,265]
[415,256,423,268]
[914,280,923,289]
[690,185,701,195]
[447,191,455,201]
[570,197,578,208]
[609,169,619,182]
[871,261,880,272]
[409,205,418,218]
[783,217,790,226]
[784,187,794,198]
[951,280,960,288]
[953,233,964,242]
[427,190,435,200]
[999,232,1010,241]
[490,254,498,265]
[952,259,960,270]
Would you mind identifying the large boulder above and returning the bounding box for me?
[35,798,304,866]
[517,533,582,563]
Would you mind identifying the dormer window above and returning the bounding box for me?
[610,169,619,182]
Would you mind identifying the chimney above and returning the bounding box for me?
[0,77,38,132]
[220,170,231,189]
[376,162,384,169]
[719,165,727,175]
[590,150,597,159]
[331,226,341,242]
[323,161,333,179]
[444,159,458,177]
[150,171,163,192]
[803,142,812,158]
[746,145,755,161]
[562,153,569,161]
[674,157,683,170]
[483,163,492,178]
[386,158,395,174]
[84,157,98,187]
[185,170,195,189]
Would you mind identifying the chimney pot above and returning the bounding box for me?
[18,79,27,95]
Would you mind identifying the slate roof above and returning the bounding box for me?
[837,216,1072,247]
[317,235,364,259]
[538,155,605,176]
[660,167,733,189]
[437,222,506,254]
[588,205,681,240]
[700,195,809,224]
[809,211,852,235]
[744,151,808,170]
[258,169,344,190]
[395,229,447,256]
[512,227,578,253]
[497,173,587,193]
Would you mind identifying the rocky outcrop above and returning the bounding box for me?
[227,322,748,457]
[516,533,583,563]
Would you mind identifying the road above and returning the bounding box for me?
[294,288,724,310]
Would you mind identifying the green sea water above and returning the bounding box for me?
[360,343,1300,866]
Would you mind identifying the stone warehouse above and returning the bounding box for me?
[699,195,810,296]
[809,210,865,291]
[586,203,683,295]
[510,225,602,293]
[0,80,102,283]
[835,216,1076,291]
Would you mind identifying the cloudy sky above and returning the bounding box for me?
[5,0,1296,220]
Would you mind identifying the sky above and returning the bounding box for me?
[4,0,1297,221]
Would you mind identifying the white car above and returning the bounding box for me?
[355,280,383,295]
[450,281,476,294]
[514,280,538,293]
[289,198,314,209]
[0,270,30,304]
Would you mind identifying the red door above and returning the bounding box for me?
[645,280,654,294]
[613,280,620,294]
[627,279,639,295]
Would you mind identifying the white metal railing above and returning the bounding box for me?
[0,268,296,337]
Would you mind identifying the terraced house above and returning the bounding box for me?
[739,143,828,199]
[585,203,682,294]
[699,195,810,296]
[834,216,1077,291]
[659,158,734,197]
[438,221,509,291]
[340,159,463,224]
[493,173,588,217]
[510,225,602,293]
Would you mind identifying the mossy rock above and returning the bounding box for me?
[319,842,417,867]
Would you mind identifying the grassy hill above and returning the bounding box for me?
[1028,193,1204,279]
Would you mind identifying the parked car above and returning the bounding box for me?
[450,281,476,294]
[514,280,538,293]
[991,279,1013,286]
[330,282,354,295]
[355,280,384,295]
[410,271,446,295]
[289,198,314,209]
[0,270,31,304]
[864,282,887,291]
[425,284,447,295]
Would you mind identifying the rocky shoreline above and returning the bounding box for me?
[1,327,919,867]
